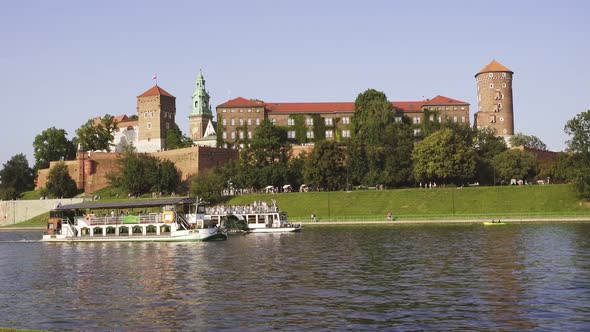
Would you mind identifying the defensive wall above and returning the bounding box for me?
[0,198,83,226]
[36,146,238,194]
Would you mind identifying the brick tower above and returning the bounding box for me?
[474,60,514,142]
[189,70,212,141]
[136,85,176,152]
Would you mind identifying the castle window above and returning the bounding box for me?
[239,118,244,125]
[306,131,314,139]
[165,123,170,129]
[247,118,252,125]
[489,83,494,88]
[247,109,252,113]
[288,131,296,139]
[306,118,314,126]
[395,117,402,123]
[248,131,252,139]
[230,109,234,113]
[495,91,502,100]
[151,112,154,118]
[222,132,227,139]
[461,107,465,110]
[502,72,507,77]
[438,116,442,122]
[413,117,421,124]
[502,83,507,88]
[488,73,493,78]
[256,109,260,113]
[342,129,350,138]
[231,119,235,126]
[489,115,496,123]
[144,112,148,118]
[147,122,152,129]
[500,117,504,122]
[453,116,458,123]
[239,109,244,113]
[256,118,260,125]
[287,118,295,126]
[429,115,434,121]
[231,132,236,139]
[413,129,421,136]
[461,115,466,123]
[222,109,226,113]
[239,131,244,139]
[342,117,350,124]
[498,103,503,110]
[222,119,227,126]
[271,119,276,125]
[325,130,333,139]
[325,118,333,126]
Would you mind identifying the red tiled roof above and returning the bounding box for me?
[137,85,175,98]
[218,96,468,114]
[265,102,355,113]
[476,60,513,76]
[423,95,468,106]
[217,97,265,108]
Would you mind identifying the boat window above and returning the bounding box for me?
[197,205,206,214]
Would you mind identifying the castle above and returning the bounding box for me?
[216,60,515,147]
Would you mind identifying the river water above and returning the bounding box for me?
[1,223,590,331]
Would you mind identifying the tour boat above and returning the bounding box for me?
[41,198,227,242]
[206,201,303,233]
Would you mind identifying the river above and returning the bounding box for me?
[1,223,590,331]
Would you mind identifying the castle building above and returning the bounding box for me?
[474,60,514,141]
[189,70,217,147]
[216,95,469,146]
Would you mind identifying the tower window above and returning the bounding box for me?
[144,112,148,118]
[166,123,170,129]
[500,117,504,122]
[151,111,154,118]
[147,122,152,129]
[502,73,507,77]
[489,83,494,88]
[502,83,507,88]
[489,115,496,123]
[488,73,493,78]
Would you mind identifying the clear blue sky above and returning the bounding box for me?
[1,0,589,167]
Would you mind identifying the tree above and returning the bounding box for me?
[564,110,590,199]
[412,128,477,184]
[166,125,193,150]
[0,154,35,198]
[107,150,180,196]
[190,171,225,204]
[304,141,346,190]
[352,89,394,145]
[474,127,508,185]
[76,114,118,152]
[509,133,547,150]
[492,149,539,184]
[33,127,76,170]
[45,162,77,198]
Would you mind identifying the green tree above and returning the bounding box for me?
[412,128,477,184]
[33,127,76,170]
[190,171,226,204]
[108,150,179,196]
[76,114,118,152]
[304,141,346,190]
[45,162,77,198]
[564,110,590,199]
[165,125,193,150]
[474,127,508,185]
[352,89,394,144]
[509,133,547,150]
[0,154,35,198]
[492,149,539,184]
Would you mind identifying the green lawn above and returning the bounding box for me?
[227,184,590,221]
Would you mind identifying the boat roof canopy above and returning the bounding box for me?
[55,197,198,211]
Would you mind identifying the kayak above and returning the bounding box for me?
[483,221,506,226]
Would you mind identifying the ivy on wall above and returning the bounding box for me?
[216,114,225,147]
[312,114,326,141]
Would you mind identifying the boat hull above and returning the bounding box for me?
[247,227,303,233]
[41,230,227,242]
[482,222,507,226]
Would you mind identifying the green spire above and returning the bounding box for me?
[191,69,211,116]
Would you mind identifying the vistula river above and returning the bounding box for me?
[1,223,590,331]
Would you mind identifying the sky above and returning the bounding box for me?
[1,0,589,167]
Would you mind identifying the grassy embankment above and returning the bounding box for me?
[8,184,590,227]
[227,184,590,222]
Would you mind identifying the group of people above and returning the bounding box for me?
[419,182,437,189]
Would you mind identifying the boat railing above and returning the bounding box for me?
[85,214,162,225]
[206,205,279,215]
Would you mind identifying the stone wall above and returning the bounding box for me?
[0,198,83,226]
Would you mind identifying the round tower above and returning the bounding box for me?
[474,60,514,141]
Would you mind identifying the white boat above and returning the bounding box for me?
[206,201,303,233]
[41,198,227,242]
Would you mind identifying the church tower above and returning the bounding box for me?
[189,70,212,141]
[474,60,514,142]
